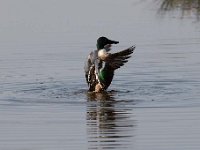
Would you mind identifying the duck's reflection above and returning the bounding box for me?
[86,92,136,150]
[159,0,200,19]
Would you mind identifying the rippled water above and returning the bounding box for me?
[0,0,200,149]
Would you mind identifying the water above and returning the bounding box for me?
[0,0,200,149]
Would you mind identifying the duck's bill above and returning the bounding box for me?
[108,39,119,44]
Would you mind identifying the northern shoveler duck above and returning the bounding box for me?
[84,37,135,92]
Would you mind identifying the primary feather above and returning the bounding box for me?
[106,46,135,70]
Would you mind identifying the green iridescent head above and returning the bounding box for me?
[96,37,119,50]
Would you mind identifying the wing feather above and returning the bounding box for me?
[106,46,135,70]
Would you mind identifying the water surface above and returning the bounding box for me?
[0,0,200,149]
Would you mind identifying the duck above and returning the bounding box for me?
[84,36,135,92]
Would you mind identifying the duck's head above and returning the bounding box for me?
[96,37,119,50]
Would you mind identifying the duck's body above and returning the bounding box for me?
[84,37,135,92]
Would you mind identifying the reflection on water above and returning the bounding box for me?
[86,92,135,150]
[159,0,200,19]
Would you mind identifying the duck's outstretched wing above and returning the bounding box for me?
[106,46,135,70]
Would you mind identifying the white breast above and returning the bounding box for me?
[98,49,108,60]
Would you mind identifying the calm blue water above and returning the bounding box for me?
[0,0,200,149]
